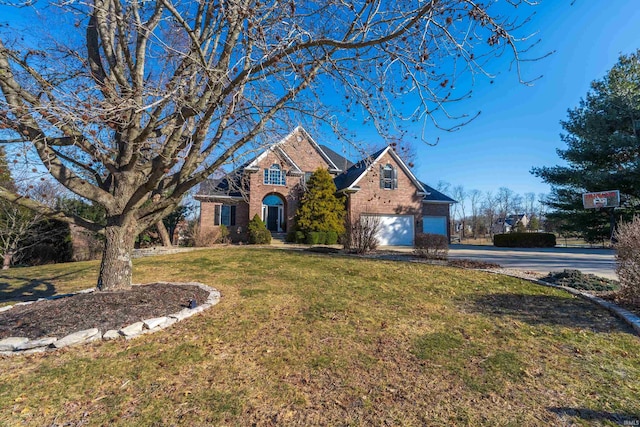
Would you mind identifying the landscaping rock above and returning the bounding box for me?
[15,337,57,351]
[158,317,177,329]
[15,301,35,306]
[169,308,195,321]
[143,317,168,330]
[103,330,120,340]
[119,321,144,337]
[0,337,29,351]
[21,347,48,355]
[0,305,12,313]
[54,328,101,349]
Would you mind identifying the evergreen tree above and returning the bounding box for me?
[296,168,346,235]
[531,50,640,242]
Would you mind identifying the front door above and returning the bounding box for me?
[262,194,285,232]
[267,206,279,232]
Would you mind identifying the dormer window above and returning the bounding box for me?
[264,164,286,186]
[380,164,397,190]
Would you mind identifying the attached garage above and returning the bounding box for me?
[363,214,414,246]
[422,216,448,236]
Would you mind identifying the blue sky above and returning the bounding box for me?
[333,1,640,198]
[410,1,640,197]
[1,1,639,201]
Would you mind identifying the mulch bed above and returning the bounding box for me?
[0,283,210,340]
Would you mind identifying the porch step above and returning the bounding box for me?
[270,233,288,245]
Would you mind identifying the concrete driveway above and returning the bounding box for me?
[447,245,617,279]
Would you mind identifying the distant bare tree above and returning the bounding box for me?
[469,189,482,238]
[452,185,467,239]
[482,191,497,238]
[524,192,536,217]
[0,181,65,269]
[496,187,515,232]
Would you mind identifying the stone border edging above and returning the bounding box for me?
[481,269,640,337]
[0,282,220,356]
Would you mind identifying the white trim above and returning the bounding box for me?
[294,126,342,172]
[274,146,303,174]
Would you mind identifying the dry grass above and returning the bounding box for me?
[1,247,639,426]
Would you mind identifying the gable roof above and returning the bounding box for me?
[419,182,457,204]
[334,146,426,194]
[333,147,385,191]
[244,126,343,173]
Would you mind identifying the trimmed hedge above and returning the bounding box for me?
[326,231,338,245]
[493,232,556,248]
[305,231,328,245]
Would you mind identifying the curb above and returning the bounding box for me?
[0,282,221,356]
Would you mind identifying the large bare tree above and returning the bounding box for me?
[0,0,539,290]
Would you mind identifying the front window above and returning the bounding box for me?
[214,204,236,226]
[264,164,286,186]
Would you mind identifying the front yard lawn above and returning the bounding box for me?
[1,248,639,425]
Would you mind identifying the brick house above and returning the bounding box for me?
[195,126,455,246]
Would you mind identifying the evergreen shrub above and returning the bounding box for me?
[305,232,320,245]
[326,231,338,245]
[248,214,271,244]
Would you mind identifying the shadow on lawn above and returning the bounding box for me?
[0,267,94,303]
[466,293,633,334]
[548,407,640,425]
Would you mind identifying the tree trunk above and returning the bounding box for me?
[156,220,173,247]
[97,219,137,291]
[2,252,12,270]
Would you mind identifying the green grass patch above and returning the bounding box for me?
[1,248,639,426]
[412,331,464,361]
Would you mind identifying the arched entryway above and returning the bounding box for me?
[262,194,285,232]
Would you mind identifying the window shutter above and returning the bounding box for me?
[380,165,384,189]
[230,205,236,226]
[214,205,221,226]
[392,166,398,189]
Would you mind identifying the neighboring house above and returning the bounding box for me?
[195,126,455,246]
[491,214,529,234]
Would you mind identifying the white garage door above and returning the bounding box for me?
[422,216,447,236]
[363,215,414,246]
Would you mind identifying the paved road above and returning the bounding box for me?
[447,245,617,279]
